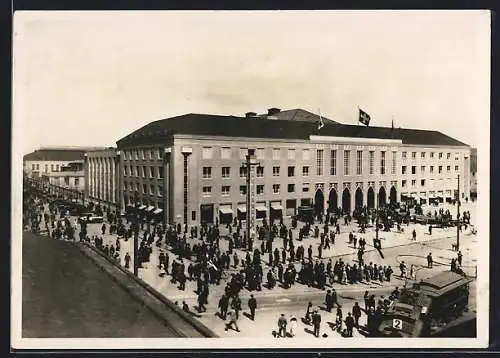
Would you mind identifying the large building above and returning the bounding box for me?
[470,147,477,199]
[116,108,471,226]
[84,148,120,211]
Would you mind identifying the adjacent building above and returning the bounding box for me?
[84,148,120,212]
[116,108,471,227]
[470,147,477,200]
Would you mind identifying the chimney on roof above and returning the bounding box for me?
[245,112,257,118]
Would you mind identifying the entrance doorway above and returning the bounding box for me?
[342,188,351,214]
[378,187,387,208]
[355,187,363,209]
[390,186,397,205]
[314,189,324,216]
[367,187,375,209]
[328,189,338,213]
[200,204,214,224]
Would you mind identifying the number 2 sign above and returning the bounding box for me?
[392,318,403,330]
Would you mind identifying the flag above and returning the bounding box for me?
[317,109,325,131]
[358,108,371,126]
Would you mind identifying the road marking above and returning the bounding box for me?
[275,298,291,303]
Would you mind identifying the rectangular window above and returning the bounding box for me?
[381,151,386,175]
[202,167,212,179]
[447,152,451,159]
[272,148,281,160]
[430,152,434,158]
[51,164,54,171]
[64,177,69,185]
[157,149,162,159]
[75,178,79,187]
[273,166,280,176]
[56,164,59,171]
[136,166,140,177]
[150,184,155,195]
[150,167,155,178]
[392,151,396,174]
[134,150,138,160]
[202,186,212,195]
[421,179,425,186]
[158,167,163,179]
[317,149,324,176]
[221,147,231,160]
[402,152,407,160]
[240,165,247,178]
[287,149,296,160]
[369,150,375,175]
[430,165,434,173]
[123,167,128,177]
[221,185,230,196]
[142,166,147,177]
[421,166,425,173]
[124,182,128,191]
[150,150,155,160]
[330,150,337,175]
[288,166,295,177]
[357,150,363,175]
[302,166,309,177]
[32,164,35,170]
[142,184,147,194]
[141,150,145,160]
[256,148,265,160]
[447,165,451,173]
[36,164,39,170]
[272,184,280,194]
[288,184,295,193]
[239,185,247,195]
[421,152,425,159]
[402,166,407,175]
[412,152,416,160]
[222,167,231,178]
[455,165,459,172]
[438,166,443,174]
[402,180,407,188]
[302,149,311,161]
[192,211,196,221]
[257,166,264,177]
[257,185,264,195]
[411,179,416,187]
[202,147,213,159]
[45,164,48,173]
[240,148,248,159]
[343,150,350,176]
[302,183,310,192]
[158,186,163,197]
[439,152,443,159]
[411,166,416,175]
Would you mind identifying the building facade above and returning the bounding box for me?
[42,161,85,192]
[116,109,471,226]
[84,148,120,211]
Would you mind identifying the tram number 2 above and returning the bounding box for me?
[392,319,403,330]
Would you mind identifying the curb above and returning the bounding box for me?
[76,242,218,338]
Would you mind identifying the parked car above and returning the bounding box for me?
[79,213,104,224]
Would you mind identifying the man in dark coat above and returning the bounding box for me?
[248,294,257,321]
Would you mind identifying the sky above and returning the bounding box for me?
[13,10,490,155]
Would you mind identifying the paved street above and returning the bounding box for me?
[43,200,478,338]
[22,231,179,338]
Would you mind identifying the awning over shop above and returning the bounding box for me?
[237,206,247,213]
[410,193,418,198]
[219,207,234,215]
[420,192,427,198]
[153,208,163,215]
[256,205,268,212]
[138,205,147,210]
[146,206,155,212]
[271,203,283,211]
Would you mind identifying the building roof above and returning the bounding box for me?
[23,149,88,162]
[116,110,469,148]
[275,108,340,124]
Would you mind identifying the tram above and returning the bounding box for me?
[376,271,474,337]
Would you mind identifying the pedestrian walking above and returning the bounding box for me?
[427,252,433,268]
[412,229,416,241]
[278,314,287,337]
[225,310,240,332]
[352,302,362,327]
[345,312,355,337]
[124,252,131,269]
[289,315,297,337]
[312,310,321,337]
[457,251,463,266]
[248,294,257,321]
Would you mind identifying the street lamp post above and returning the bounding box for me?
[245,149,259,248]
[456,174,460,251]
[133,190,139,277]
